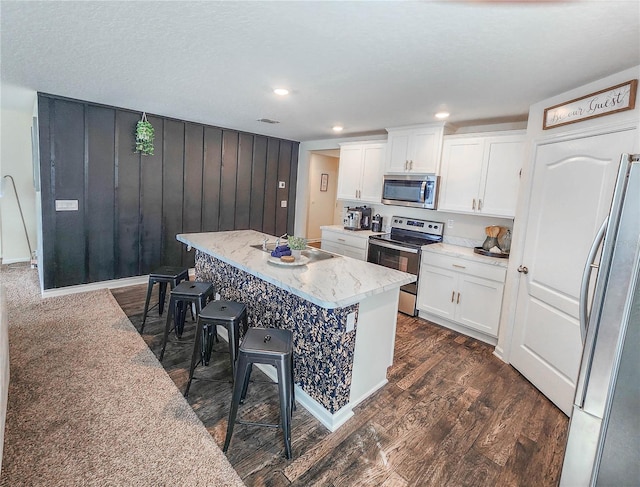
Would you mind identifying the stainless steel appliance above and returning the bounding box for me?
[560,154,639,486]
[381,174,439,209]
[371,214,383,233]
[368,216,443,315]
[343,208,362,230]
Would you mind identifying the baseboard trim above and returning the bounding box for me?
[1,257,30,265]
[42,275,149,298]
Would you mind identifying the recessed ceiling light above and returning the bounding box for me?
[274,88,289,96]
[435,111,450,119]
[332,125,344,132]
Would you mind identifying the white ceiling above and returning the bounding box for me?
[2,1,639,142]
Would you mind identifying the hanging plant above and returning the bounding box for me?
[135,112,155,156]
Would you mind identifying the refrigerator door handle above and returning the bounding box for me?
[579,217,608,344]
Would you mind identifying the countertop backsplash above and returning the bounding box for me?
[338,202,513,248]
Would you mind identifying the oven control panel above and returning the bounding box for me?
[390,216,444,236]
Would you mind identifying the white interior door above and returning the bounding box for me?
[510,128,638,416]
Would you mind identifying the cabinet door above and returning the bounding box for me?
[416,264,457,319]
[359,144,385,203]
[479,135,525,217]
[385,130,411,172]
[409,126,442,173]
[337,146,363,200]
[438,138,484,213]
[455,274,504,336]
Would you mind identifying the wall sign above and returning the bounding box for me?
[543,79,637,130]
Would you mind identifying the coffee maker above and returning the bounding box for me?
[343,208,362,230]
[357,206,372,230]
[371,214,383,233]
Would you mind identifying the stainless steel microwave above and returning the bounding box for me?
[381,174,439,209]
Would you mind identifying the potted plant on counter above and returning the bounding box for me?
[287,235,307,258]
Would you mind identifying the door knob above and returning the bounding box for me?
[517,265,529,274]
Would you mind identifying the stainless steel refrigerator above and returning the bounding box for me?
[560,154,640,486]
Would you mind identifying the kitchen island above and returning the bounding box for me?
[177,230,415,431]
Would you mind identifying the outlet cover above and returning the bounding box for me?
[346,312,356,332]
[281,200,287,208]
[279,181,286,189]
[447,219,455,229]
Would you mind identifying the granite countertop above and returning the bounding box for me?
[320,225,387,238]
[422,242,510,268]
[177,230,415,309]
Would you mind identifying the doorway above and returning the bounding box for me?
[305,150,341,242]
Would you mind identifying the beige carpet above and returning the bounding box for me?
[0,264,244,487]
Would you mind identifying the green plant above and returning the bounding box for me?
[135,112,155,156]
[287,235,307,250]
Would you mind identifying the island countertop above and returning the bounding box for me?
[177,230,415,309]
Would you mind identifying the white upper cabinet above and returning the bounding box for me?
[438,131,526,218]
[385,123,448,174]
[337,142,386,203]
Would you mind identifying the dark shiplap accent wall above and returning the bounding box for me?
[38,94,299,290]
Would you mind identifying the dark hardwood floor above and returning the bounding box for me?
[111,284,568,486]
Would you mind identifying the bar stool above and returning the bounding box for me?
[184,300,249,397]
[159,281,215,362]
[140,266,190,333]
[223,327,295,459]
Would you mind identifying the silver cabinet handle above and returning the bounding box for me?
[451,291,455,302]
[472,199,476,210]
[579,218,608,344]
[453,264,466,269]
[409,160,413,171]
[478,199,483,210]
[517,265,528,274]
[337,238,346,242]
[457,292,460,304]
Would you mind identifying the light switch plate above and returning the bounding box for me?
[281,200,287,208]
[55,199,79,211]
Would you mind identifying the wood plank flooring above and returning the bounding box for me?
[111,284,568,486]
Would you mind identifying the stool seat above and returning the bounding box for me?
[159,281,215,362]
[223,327,295,459]
[140,266,190,333]
[184,300,248,397]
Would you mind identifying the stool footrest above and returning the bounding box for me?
[236,420,280,429]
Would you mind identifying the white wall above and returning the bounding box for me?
[0,107,37,263]
[306,153,340,240]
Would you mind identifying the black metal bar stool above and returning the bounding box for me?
[223,327,295,459]
[184,300,249,397]
[159,281,214,362]
[140,266,190,333]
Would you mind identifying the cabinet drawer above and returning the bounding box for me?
[321,230,369,251]
[421,252,506,282]
[321,241,367,261]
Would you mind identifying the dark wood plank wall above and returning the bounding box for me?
[38,94,300,290]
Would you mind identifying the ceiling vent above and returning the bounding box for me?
[257,118,280,124]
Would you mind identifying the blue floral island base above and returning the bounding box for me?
[194,251,402,431]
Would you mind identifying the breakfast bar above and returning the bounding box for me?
[177,230,415,431]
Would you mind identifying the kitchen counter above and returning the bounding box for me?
[177,230,413,431]
[422,242,509,268]
[178,230,414,309]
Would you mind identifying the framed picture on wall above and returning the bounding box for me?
[320,173,329,192]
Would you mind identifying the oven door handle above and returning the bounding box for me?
[369,240,420,254]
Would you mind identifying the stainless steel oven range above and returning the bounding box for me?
[368,216,443,316]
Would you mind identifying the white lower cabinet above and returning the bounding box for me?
[417,252,506,341]
[321,228,369,261]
